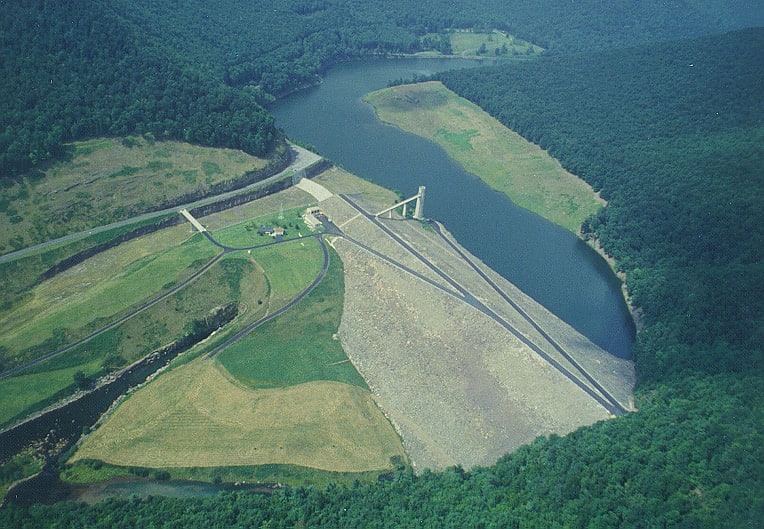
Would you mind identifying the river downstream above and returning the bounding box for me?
[271,58,635,358]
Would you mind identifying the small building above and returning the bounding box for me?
[272,227,285,238]
[303,207,323,230]
[259,226,274,235]
[303,213,322,230]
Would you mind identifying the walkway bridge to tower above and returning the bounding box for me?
[375,186,426,220]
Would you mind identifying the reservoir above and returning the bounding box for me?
[271,58,635,358]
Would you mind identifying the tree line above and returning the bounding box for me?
[2,0,756,176]
[0,1,277,176]
[439,28,764,386]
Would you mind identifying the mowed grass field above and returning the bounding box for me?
[3,152,406,483]
[67,237,400,475]
[0,228,218,369]
[70,361,404,473]
[0,136,266,255]
[365,81,604,234]
[249,237,326,307]
[217,245,366,389]
[210,206,319,249]
[447,30,542,57]
[0,249,272,427]
[0,170,322,428]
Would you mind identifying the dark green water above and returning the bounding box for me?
[271,58,635,358]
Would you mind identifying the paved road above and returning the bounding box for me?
[338,194,626,416]
[2,151,625,415]
[0,252,226,380]
[204,235,330,359]
[0,146,324,378]
[0,145,322,264]
[0,227,328,379]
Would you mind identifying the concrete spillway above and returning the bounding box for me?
[179,208,206,233]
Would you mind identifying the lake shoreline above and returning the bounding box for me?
[363,80,641,337]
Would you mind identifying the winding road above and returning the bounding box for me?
[0,146,324,379]
[0,145,322,265]
[2,158,626,418]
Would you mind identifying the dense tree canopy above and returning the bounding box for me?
[439,28,764,385]
[1,0,758,175]
[1,374,761,527]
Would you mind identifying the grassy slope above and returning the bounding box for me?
[0,232,217,365]
[447,30,542,57]
[69,361,403,473]
[211,206,320,248]
[0,137,280,429]
[68,237,401,477]
[217,244,366,390]
[365,81,604,234]
[0,248,272,427]
[0,137,265,255]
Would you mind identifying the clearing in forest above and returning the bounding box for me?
[0,137,268,255]
[447,30,542,57]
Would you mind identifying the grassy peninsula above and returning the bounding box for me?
[365,81,604,234]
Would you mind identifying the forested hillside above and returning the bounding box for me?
[0,1,277,176]
[439,28,764,385]
[1,0,757,176]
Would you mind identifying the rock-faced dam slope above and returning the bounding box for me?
[315,169,635,471]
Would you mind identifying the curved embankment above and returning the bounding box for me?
[314,170,634,471]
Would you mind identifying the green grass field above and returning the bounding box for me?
[65,235,403,480]
[447,30,542,57]
[0,137,266,256]
[0,250,272,428]
[210,206,320,248]
[2,153,408,486]
[217,245,366,389]
[0,230,218,368]
[61,459,392,489]
[249,237,326,306]
[0,360,102,427]
[0,215,174,314]
[365,81,604,233]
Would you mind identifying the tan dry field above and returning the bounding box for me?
[315,169,634,471]
[1,137,265,254]
[71,360,405,473]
